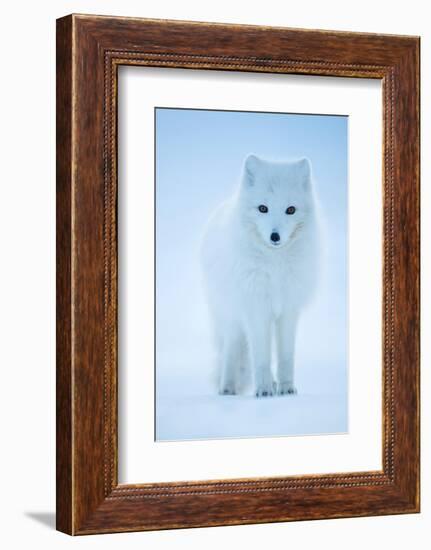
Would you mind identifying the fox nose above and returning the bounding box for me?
[270,232,280,243]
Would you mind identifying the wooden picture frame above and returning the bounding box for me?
[56,14,420,535]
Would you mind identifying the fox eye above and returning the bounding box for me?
[258,205,268,213]
[286,206,296,215]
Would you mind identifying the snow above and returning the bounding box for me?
[156,354,347,441]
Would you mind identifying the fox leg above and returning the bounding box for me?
[276,313,298,395]
[219,326,244,395]
[245,312,275,397]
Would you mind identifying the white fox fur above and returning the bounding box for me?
[200,154,319,397]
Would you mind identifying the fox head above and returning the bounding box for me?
[239,154,315,249]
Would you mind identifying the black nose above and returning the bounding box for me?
[270,232,280,243]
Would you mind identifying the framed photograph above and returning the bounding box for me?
[56,14,420,535]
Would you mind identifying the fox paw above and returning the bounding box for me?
[219,383,236,396]
[255,381,276,398]
[277,382,297,396]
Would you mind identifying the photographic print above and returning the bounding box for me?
[155,107,348,442]
[57,16,420,533]
[57,16,420,534]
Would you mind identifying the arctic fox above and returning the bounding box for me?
[200,154,319,397]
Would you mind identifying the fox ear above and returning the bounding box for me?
[297,157,312,188]
[243,154,260,187]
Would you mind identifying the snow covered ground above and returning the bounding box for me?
[156,353,348,441]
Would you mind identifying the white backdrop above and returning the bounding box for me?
[0,1,428,549]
